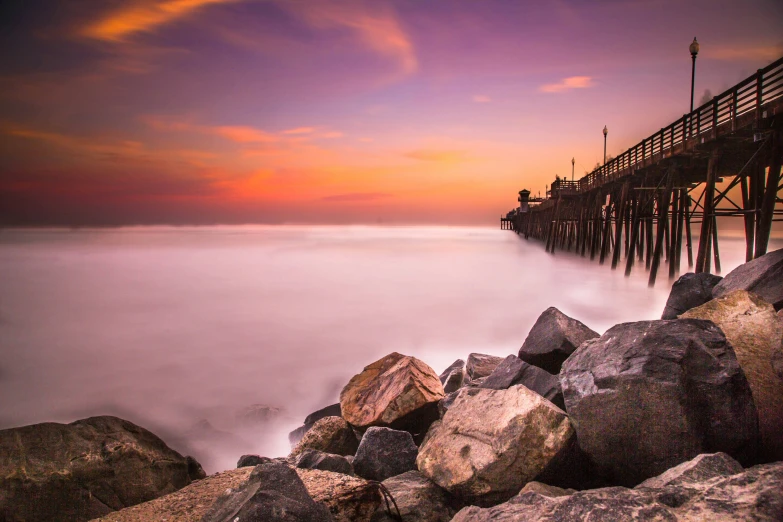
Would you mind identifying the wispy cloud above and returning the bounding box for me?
[321,192,392,202]
[710,44,783,62]
[82,0,240,42]
[214,126,279,144]
[282,127,316,135]
[290,2,417,75]
[405,149,468,163]
[473,95,491,103]
[539,76,594,93]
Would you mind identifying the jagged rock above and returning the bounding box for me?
[451,459,783,521]
[187,456,207,480]
[297,468,381,522]
[480,355,564,409]
[465,353,504,380]
[560,319,759,486]
[661,272,723,319]
[416,385,574,506]
[517,482,575,497]
[200,461,333,522]
[518,307,599,374]
[438,387,481,417]
[289,416,359,459]
[289,403,343,446]
[353,427,418,481]
[636,452,743,489]
[681,290,783,460]
[439,359,466,393]
[370,471,455,522]
[712,247,783,310]
[295,449,354,476]
[237,454,272,468]
[340,353,444,439]
[0,416,198,522]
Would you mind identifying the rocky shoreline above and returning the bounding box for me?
[1,248,781,521]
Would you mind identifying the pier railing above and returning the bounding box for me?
[580,56,783,193]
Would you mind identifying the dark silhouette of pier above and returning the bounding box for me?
[502,56,783,285]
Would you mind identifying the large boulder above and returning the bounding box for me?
[0,416,199,522]
[200,461,333,522]
[237,454,272,468]
[416,385,574,506]
[289,403,342,446]
[636,452,743,489]
[297,469,381,522]
[289,416,359,459]
[340,353,444,439]
[465,353,504,380]
[560,319,759,486]
[480,354,564,410]
[295,449,354,476]
[661,272,723,319]
[439,359,466,393]
[713,247,783,310]
[353,427,418,481]
[518,307,599,374]
[451,459,783,521]
[370,471,456,522]
[681,290,783,460]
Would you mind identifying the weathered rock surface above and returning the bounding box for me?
[517,481,575,498]
[480,354,564,409]
[465,353,504,380]
[340,353,444,438]
[519,307,599,374]
[92,467,255,522]
[438,387,481,417]
[370,471,455,522]
[417,385,574,505]
[289,416,359,459]
[0,415,199,522]
[712,247,783,310]
[295,449,354,476]
[452,460,783,521]
[353,427,418,481]
[289,403,342,446]
[681,290,783,461]
[297,469,381,522]
[636,452,743,489]
[200,461,333,522]
[661,272,723,319]
[560,319,759,486]
[237,454,271,468]
[439,359,466,393]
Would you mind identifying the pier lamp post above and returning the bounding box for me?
[571,157,575,181]
[689,37,699,114]
[603,126,608,165]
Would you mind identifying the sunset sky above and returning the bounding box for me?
[1,0,781,226]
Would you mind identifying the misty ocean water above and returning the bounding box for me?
[1,225,780,473]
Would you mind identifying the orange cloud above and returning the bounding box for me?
[404,149,468,163]
[710,45,783,62]
[290,2,417,75]
[539,76,594,93]
[282,127,316,135]
[214,125,279,144]
[82,0,239,42]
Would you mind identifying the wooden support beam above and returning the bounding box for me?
[696,151,720,273]
[611,182,630,269]
[740,174,755,262]
[625,193,641,276]
[668,184,680,279]
[649,170,675,286]
[755,128,782,258]
[599,193,614,265]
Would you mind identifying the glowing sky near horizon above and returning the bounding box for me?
[1,0,781,225]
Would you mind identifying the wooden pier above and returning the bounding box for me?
[504,56,783,286]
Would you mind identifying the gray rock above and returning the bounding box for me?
[713,247,783,310]
[439,359,465,382]
[371,471,455,522]
[289,416,359,459]
[636,452,743,489]
[200,461,333,522]
[0,416,197,522]
[465,353,504,380]
[661,272,723,319]
[289,403,342,446]
[480,355,564,409]
[439,359,466,393]
[451,457,783,522]
[353,427,418,481]
[295,449,354,476]
[417,385,574,506]
[519,307,599,374]
[560,319,759,486]
[237,454,272,468]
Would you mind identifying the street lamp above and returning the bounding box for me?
[689,37,699,114]
[571,157,575,181]
[603,126,608,165]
